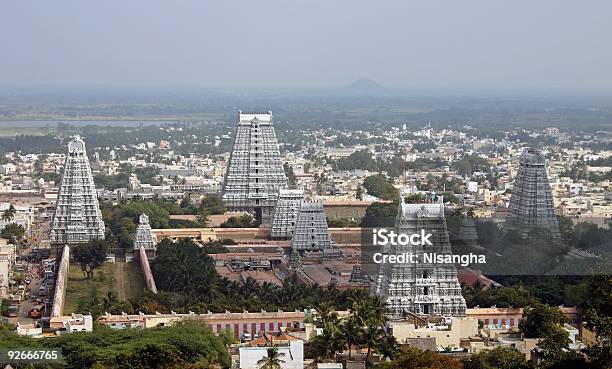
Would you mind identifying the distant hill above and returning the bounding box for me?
[340,78,385,96]
[347,78,383,92]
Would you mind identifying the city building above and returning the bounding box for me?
[375,196,467,317]
[388,317,478,349]
[270,189,305,240]
[238,331,304,369]
[97,310,305,338]
[506,148,561,238]
[222,111,288,224]
[49,136,105,247]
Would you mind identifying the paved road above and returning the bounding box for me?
[10,264,44,326]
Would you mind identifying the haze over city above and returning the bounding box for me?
[2,0,612,91]
[0,2,611,369]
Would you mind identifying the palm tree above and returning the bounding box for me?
[102,291,118,312]
[377,334,400,361]
[2,205,16,222]
[257,347,285,369]
[342,316,363,361]
[362,325,385,366]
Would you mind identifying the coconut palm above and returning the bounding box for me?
[377,334,400,361]
[362,325,385,365]
[257,347,285,369]
[341,316,364,361]
[2,205,16,222]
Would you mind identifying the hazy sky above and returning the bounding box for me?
[2,1,612,90]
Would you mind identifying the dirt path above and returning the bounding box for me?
[115,262,128,301]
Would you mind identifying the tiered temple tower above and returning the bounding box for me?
[459,217,483,250]
[270,189,305,240]
[290,202,333,251]
[133,214,157,259]
[506,148,560,238]
[222,111,288,224]
[375,196,466,317]
[49,136,105,248]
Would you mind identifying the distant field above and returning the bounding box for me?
[0,126,48,137]
[0,113,226,124]
[63,261,145,314]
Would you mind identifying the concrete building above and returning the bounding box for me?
[238,331,304,369]
[50,313,94,333]
[222,111,288,224]
[97,310,305,339]
[388,317,478,349]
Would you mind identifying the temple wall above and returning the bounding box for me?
[139,246,158,294]
[51,245,69,317]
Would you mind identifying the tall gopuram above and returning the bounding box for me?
[49,136,105,248]
[222,111,288,225]
[290,202,333,251]
[459,217,483,250]
[506,148,560,238]
[133,214,157,259]
[375,196,466,317]
[270,189,305,240]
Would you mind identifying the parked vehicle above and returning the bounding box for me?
[7,305,19,317]
[29,305,44,319]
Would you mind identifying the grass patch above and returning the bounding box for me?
[124,261,146,298]
[64,263,115,314]
[63,262,146,314]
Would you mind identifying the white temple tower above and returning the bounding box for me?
[222,111,288,224]
[49,136,105,247]
[375,196,466,317]
[133,214,157,259]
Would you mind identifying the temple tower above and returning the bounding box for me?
[375,196,466,317]
[270,189,305,240]
[290,202,333,251]
[133,214,157,259]
[459,217,483,250]
[222,111,288,225]
[49,136,105,248]
[506,148,560,238]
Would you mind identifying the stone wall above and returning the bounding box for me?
[139,246,157,294]
[51,245,69,317]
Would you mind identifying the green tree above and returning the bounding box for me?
[463,346,532,369]
[151,238,218,297]
[519,303,566,338]
[220,214,259,228]
[1,223,25,243]
[1,204,16,222]
[200,194,226,215]
[72,239,109,279]
[377,347,463,369]
[119,343,185,369]
[360,201,397,227]
[362,174,398,201]
[257,347,286,369]
[583,276,612,369]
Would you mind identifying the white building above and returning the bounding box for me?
[238,331,304,369]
